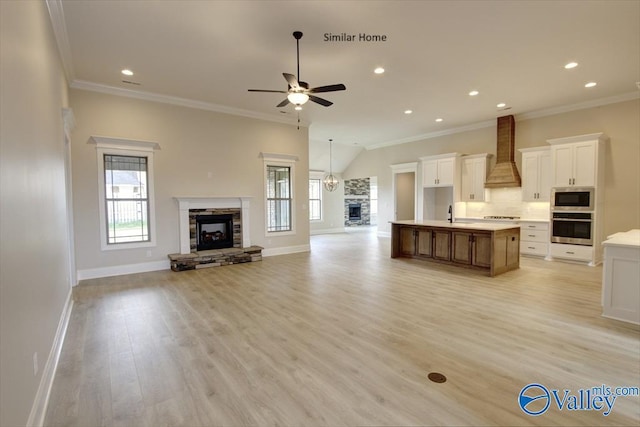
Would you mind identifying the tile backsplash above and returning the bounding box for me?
[460,188,550,220]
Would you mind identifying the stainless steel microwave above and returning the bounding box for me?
[551,187,594,211]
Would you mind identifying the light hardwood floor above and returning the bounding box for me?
[45,230,640,426]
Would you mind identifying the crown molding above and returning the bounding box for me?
[365,91,639,151]
[70,80,308,128]
[517,91,639,121]
[45,0,75,83]
[366,120,495,150]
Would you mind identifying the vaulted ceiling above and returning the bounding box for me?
[53,0,640,172]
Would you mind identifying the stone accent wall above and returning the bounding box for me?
[189,208,241,251]
[344,177,371,227]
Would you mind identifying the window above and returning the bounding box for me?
[266,165,292,232]
[309,178,322,221]
[104,154,149,244]
[91,136,159,250]
[262,152,298,236]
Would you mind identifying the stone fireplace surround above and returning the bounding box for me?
[174,196,252,254]
[170,197,263,271]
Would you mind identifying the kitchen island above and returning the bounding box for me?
[391,220,520,276]
[601,229,640,324]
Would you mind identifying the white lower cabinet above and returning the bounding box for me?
[549,243,593,262]
[519,221,549,257]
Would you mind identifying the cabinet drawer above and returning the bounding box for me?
[520,221,549,231]
[521,229,548,243]
[520,241,548,256]
[550,243,592,261]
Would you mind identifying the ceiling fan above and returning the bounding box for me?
[248,31,346,110]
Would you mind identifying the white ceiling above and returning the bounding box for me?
[55,0,640,172]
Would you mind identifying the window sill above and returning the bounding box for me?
[265,230,296,237]
[101,240,156,251]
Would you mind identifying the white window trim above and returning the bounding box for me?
[90,136,160,251]
[309,170,324,223]
[261,152,298,237]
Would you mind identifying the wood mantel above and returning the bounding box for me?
[391,220,520,276]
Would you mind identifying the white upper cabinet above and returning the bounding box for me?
[548,135,602,188]
[420,153,459,187]
[519,147,551,201]
[461,154,492,201]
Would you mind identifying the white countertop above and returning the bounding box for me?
[391,220,520,231]
[456,217,549,223]
[603,229,640,248]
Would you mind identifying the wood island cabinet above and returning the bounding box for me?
[452,231,473,264]
[391,220,520,277]
[432,230,451,261]
[399,226,432,258]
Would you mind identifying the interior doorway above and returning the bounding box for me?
[391,163,417,221]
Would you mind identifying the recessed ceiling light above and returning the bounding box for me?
[404,110,413,114]
[435,118,443,122]
[469,90,479,96]
[121,69,134,76]
[585,82,597,88]
[497,103,506,108]
[564,62,578,69]
[374,67,385,74]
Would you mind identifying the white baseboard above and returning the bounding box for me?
[310,227,345,235]
[77,259,170,281]
[27,288,74,427]
[262,244,311,257]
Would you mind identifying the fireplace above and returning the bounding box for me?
[349,203,362,220]
[196,214,233,250]
[174,197,252,255]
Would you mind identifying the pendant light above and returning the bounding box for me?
[323,139,339,192]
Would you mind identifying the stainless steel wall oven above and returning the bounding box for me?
[551,211,593,246]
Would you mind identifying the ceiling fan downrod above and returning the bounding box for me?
[293,31,303,83]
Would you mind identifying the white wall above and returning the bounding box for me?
[310,173,345,234]
[343,99,640,237]
[69,89,310,276]
[0,1,72,425]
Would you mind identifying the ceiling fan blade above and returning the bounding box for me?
[276,98,290,108]
[309,95,333,107]
[283,73,300,89]
[308,84,346,93]
[248,89,288,93]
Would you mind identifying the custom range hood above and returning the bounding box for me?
[485,115,522,188]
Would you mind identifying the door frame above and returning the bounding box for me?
[62,108,77,287]
[390,162,417,221]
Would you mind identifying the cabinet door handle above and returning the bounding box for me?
[528,246,536,249]
[566,251,575,255]
[528,234,536,237]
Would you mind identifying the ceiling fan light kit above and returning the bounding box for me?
[287,92,309,106]
[248,31,346,110]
